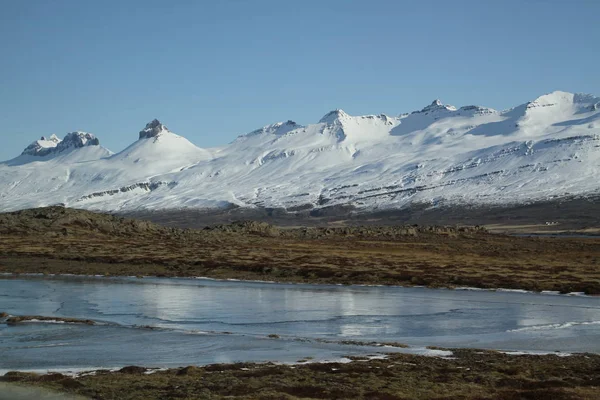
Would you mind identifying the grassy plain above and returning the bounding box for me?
[0,207,599,294]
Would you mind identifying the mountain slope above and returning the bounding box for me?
[1,91,599,212]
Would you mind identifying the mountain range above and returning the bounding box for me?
[2,90,599,213]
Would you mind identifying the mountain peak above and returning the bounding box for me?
[527,91,572,108]
[139,119,169,139]
[457,105,497,115]
[523,91,600,112]
[22,136,61,156]
[243,120,302,138]
[416,99,457,114]
[21,132,101,157]
[3,89,600,212]
[319,109,350,124]
[62,132,100,148]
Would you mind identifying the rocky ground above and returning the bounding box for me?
[125,195,600,233]
[2,349,599,400]
[0,206,599,293]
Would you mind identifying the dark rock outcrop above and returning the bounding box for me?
[118,366,147,374]
[139,119,168,139]
[21,132,101,157]
[204,220,281,237]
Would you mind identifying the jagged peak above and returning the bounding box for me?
[319,109,350,124]
[413,99,457,114]
[572,92,600,105]
[21,131,101,157]
[139,119,170,139]
[278,120,299,128]
[62,131,100,148]
[22,138,60,156]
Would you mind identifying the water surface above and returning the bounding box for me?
[1,275,599,372]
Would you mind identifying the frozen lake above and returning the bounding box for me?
[1,275,599,373]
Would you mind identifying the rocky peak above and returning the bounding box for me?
[22,137,61,156]
[319,109,350,125]
[358,114,396,125]
[61,132,100,148]
[21,132,100,157]
[139,119,169,139]
[458,105,497,115]
[415,99,457,114]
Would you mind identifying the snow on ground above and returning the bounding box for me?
[1,90,600,212]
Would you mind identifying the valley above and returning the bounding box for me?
[1,206,599,294]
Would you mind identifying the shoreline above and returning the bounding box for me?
[1,253,599,295]
[1,271,597,298]
[0,347,582,377]
[3,348,599,400]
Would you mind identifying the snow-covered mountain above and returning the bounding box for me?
[1,90,600,213]
[19,131,105,159]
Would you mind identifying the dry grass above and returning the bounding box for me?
[0,207,599,294]
[3,349,599,400]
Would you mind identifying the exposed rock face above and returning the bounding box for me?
[21,132,100,157]
[139,119,168,139]
[76,181,176,203]
[61,132,100,148]
[458,105,497,115]
[21,134,61,156]
[414,99,457,114]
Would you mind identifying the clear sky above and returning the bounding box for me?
[1,0,599,161]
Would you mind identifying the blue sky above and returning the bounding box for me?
[1,0,599,160]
